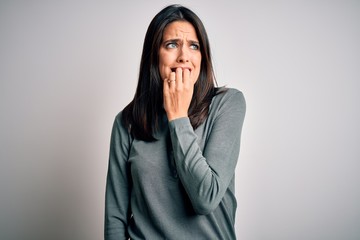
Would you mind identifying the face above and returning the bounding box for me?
[159,21,202,83]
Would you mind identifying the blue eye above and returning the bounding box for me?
[166,42,177,49]
[190,44,200,50]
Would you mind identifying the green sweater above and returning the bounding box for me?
[105,88,246,239]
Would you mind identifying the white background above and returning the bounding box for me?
[1,0,359,239]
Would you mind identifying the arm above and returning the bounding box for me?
[104,113,132,239]
[168,90,246,215]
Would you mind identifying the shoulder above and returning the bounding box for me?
[206,87,246,128]
[111,111,132,139]
[109,111,134,154]
[216,87,245,99]
[211,87,246,112]
[113,111,124,129]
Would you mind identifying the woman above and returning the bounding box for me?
[105,4,246,239]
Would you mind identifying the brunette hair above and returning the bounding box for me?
[122,4,219,141]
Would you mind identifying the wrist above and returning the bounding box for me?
[167,113,188,122]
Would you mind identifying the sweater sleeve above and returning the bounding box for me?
[168,90,246,215]
[104,113,132,239]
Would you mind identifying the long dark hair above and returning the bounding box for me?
[122,4,219,141]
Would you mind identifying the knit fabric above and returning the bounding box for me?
[105,88,246,240]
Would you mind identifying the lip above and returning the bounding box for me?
[171,67,192,72]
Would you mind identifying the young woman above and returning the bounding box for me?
[105,4,246,239]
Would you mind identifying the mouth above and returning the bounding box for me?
[171,67,192,72]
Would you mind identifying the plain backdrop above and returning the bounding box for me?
[1,0,359,239]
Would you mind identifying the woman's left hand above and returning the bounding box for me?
[163,68,194,121]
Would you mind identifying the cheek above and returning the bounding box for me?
[158,58,166,79]
[159,65,171,80]
[159,52,171,79]
[194,56,202,80]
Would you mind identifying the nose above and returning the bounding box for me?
[176,46,190,63]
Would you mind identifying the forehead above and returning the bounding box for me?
[162,21,198,40]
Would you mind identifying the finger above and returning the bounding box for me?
[175,68,183,89]
[175,67,183,83]
[163,78,169,94]
[168,71,176,90]
[183,68,191,87]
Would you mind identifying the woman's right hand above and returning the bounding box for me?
[163,68,195,121]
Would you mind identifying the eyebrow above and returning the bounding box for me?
[163,38,200,45]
